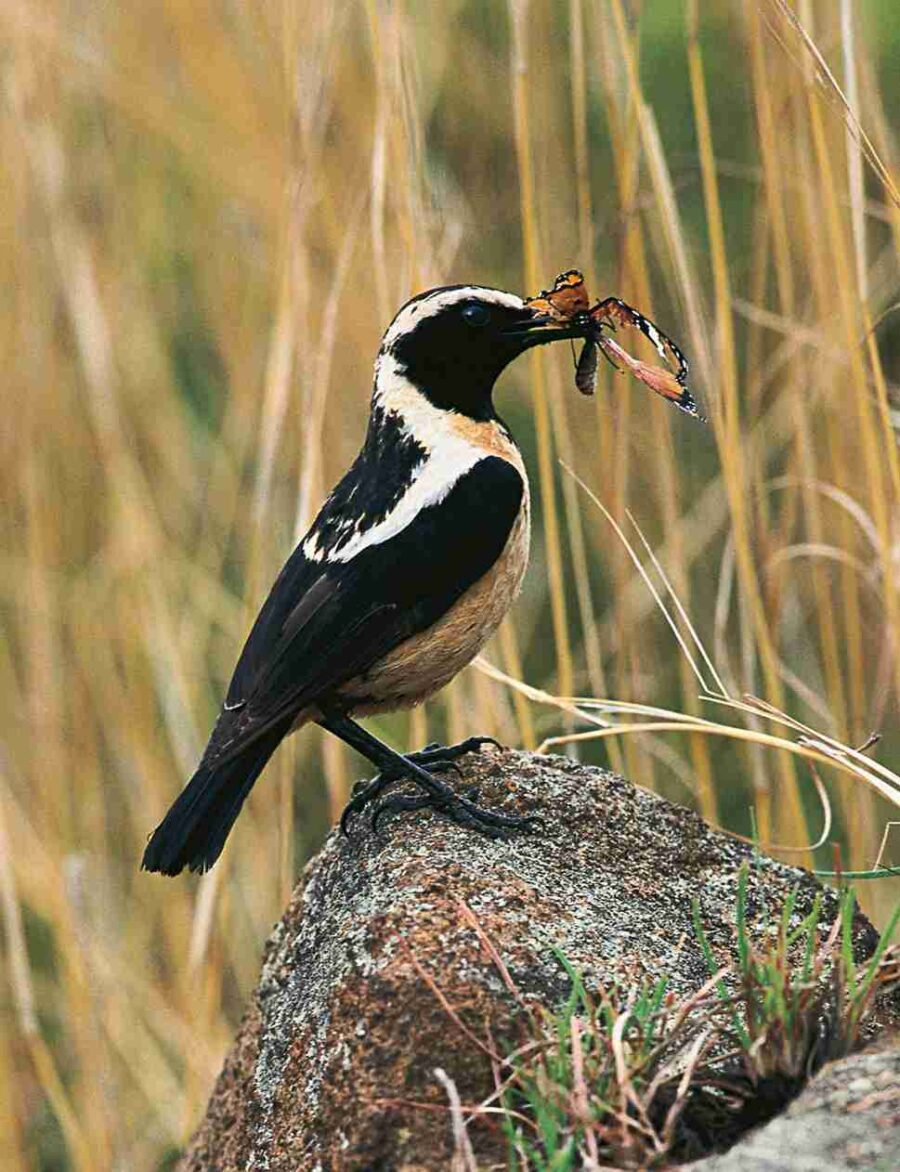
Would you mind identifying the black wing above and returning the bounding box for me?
[200,455,525,767]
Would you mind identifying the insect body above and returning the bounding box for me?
[575,337,599,396]
[526,272,704,421]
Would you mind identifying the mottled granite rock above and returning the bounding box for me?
[177,747,878,1171]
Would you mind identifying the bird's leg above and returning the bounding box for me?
[347,740,468,798]
[339,741,479,833]
[317,711,534,838]
[339,737,500,832]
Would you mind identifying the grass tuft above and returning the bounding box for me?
[474,870,900,1169]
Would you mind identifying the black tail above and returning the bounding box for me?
[142,724,288,875]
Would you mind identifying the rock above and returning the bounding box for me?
[687,1034,900,1171]
[177,748,880,1171]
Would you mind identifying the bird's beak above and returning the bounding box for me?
[502,302,585,346]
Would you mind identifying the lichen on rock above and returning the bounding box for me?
[177,747,884,1171]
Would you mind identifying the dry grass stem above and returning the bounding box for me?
[4,3,900,1165]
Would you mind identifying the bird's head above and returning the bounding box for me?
[376,285,583,419]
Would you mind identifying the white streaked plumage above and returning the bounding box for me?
[301,351,520,564]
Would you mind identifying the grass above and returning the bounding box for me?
[692,862,900,1076]
[496,957,719,1170]
[443,868,900,1170]
[2,1,900,1168]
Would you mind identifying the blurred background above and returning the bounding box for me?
[2,1,900,1167]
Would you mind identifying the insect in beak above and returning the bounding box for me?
[525,270,705,421]
[503,301,586,344]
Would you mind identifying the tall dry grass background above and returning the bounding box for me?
[2,1,900,1167]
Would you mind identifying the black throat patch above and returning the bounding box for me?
[386,343,502,420]
[384,294,529,420]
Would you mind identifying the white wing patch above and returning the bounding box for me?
[318,443,481,564]
[301,354,488,564]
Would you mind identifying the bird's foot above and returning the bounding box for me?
[370,780,537,839]
[339,736,506,835]
[341,770,395,834]
[407,735,503,770]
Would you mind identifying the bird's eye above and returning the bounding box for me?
[461,302,491,327]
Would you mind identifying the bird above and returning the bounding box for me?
[142,283,583,875]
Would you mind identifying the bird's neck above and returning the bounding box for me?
[372,350,512,441]
[373,346,501,421]
[372,352,464,442]
[369,351,522,473]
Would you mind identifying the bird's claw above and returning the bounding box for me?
[370,784,537,839]
[406,736,502,770]
[340,772,392,835]
[339,736,512,838]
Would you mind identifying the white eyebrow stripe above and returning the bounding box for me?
[381,285,525,351]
